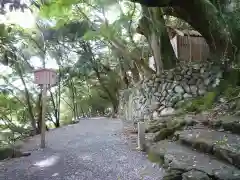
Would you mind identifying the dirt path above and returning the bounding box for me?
[0,117,164,180]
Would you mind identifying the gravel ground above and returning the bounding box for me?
[0,117,164,180]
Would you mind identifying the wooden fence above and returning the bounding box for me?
[171,35,210,62]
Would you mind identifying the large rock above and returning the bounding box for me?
[163,169,183,180]
[145,122,167,133]
[179,129,240,168]
[0,147,31,160]
[220,116,240,135]
[202,115,240,135]
[182,170,210,180]
[148,140,240,180]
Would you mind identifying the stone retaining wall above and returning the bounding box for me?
[119,63,222,124]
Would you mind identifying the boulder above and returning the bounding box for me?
[0,147,31,160]
[179,128,240,168]
[182,170,210,180]
[145,122,167,133]
[163,169,183,180]
[147,140,240,180]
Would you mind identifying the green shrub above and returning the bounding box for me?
[153,128,175,141]
[0,146,13,160]
[203,91,216,109]
[148,151,164,164]
[60,115,73,125]
[183,91,216,113]
[223,85,240,100]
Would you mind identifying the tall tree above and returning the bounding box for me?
[132,0,240,64]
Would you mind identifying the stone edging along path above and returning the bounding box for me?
[130,114,240,180]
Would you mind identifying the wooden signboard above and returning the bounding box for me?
[34,68,57,148]
[34,68,57,85]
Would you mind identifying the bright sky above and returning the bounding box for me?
[0,2,129,90]
[0,8,59,67]
[0,7,58,89]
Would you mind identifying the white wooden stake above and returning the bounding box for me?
[137,122,145,151]
[41,84,47,148]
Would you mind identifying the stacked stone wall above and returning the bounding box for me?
[119,63,222,124]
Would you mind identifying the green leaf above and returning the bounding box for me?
[95,0,117,7]
[40,2,72,18]
[83,30,100,40]
[55,19,67,28]
[0,24,8,37]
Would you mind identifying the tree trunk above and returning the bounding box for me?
[36,92,42,134]
[138,6,177,72]
[55,110,60,127]
[112,103,118,117]
[131,62,141,83]
[110,39,155,76]
[50,89,60,128]
[57,76,61,126]
[80,106,85,117]
[118,57,130,88]
[15,64,37,135]
[73,83,79,118]
[81,41,120,111]
[93,65,118,108]
[112,48,141,83]
[132,0,240,63]
[69,80,77,121]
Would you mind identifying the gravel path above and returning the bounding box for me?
[0,117,164,180]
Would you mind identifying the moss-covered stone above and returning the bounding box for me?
[182,170,210,180]
[148,140,240,180]
[0,147,31,160]
[146,123,167,133]
[151,118,188,142]
[181,91,217,113]
[208,116,240,135]
[191,139,213,154]
[147,151,165,164]
[153,128,176,142]
[163,169,183,180]
[210,119,222,129]
[167,119,183,128]
[223,85,240,100]
[0,147,14,160]
[178,128,240,168]
[222,120,240,135]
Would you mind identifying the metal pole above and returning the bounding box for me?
[41,84,47,148]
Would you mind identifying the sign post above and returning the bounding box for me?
[34,68,57,148]
[41,84,47,148]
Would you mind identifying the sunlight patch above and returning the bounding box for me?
[79,154,92,161]
[34,155,60,168]
[117,155,128,161]
[52,172,59,177]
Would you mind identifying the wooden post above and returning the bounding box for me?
[41,84,47,148]
[137,122,145,151]
[188,34,192,62]
[34,68,57,149]
[200,37,202,61]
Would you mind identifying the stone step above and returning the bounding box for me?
[178,128,240,169]
[201,115,240,135]
[147,140,240,180]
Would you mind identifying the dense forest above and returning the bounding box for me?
[0,0,240,157]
